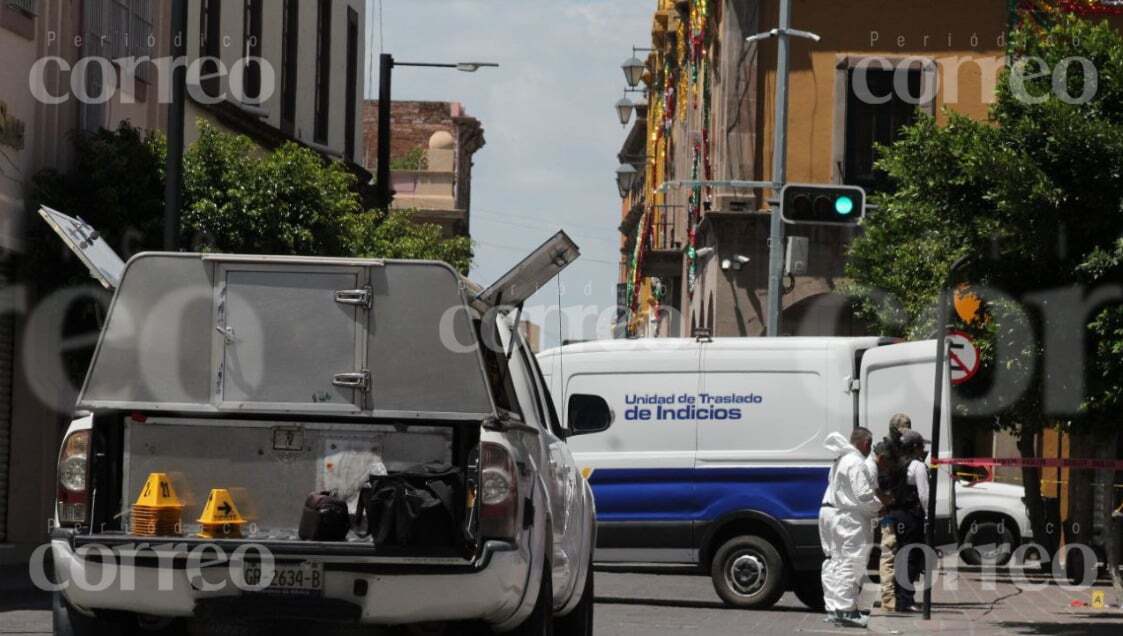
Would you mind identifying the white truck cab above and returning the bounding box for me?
[538,336,957,610]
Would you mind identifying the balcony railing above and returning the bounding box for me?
[7,0,37,15]
[651,218,681,252]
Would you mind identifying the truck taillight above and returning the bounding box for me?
[479,442,519,540]
[57,430,90,527]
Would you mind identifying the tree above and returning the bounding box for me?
[845,16,1123,574]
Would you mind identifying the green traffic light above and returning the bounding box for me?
[835,196,855,216]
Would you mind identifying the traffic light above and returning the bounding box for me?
[780,184,866,226]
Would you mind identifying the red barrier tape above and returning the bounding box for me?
[934,457,1123,470]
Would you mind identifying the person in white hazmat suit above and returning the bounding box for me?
[820,427,883,628]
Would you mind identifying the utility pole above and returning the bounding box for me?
[765,0,793,337]
[375,53,394,209]
[164,0,188,251]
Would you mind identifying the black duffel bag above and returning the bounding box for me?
[354,464,465,548]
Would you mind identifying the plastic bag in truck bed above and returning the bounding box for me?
[353,464,467,548]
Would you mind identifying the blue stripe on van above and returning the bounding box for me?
[587,466,830,523]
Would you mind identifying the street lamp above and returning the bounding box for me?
[616,163,638,198]
[615,96,635,126]
[375,54,498,208]
[621,46,653,88]
[621,55,645,88]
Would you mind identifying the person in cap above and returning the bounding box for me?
[877,413,912,612]
[820,427,884,628]
[893,430,929,612]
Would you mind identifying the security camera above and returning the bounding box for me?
[734,255,750,265]
[694,247,715,259]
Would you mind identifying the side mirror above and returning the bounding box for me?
[567,394,613,436]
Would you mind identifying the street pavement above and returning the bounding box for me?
[4,565,1123,634]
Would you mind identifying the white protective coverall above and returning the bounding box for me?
[819,432,881,613]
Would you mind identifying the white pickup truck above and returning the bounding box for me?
[44,211,604,635]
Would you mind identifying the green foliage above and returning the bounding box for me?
[182,121,362,255]
[345,209,472,274]
[389,147,428,171]
[845,16,1123,434]
[26,123,166,289]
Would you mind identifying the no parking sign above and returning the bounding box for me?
[947,331,980,385]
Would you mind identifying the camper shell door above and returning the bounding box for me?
[77,253,495,420]
[858,340,956,537]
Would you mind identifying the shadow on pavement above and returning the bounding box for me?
[0,566,50,612]
[595,595,811,613]
[998,618,1123,635]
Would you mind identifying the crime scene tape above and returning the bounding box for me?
[933,457,1123,470]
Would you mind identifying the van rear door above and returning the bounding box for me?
[858,340,956,537]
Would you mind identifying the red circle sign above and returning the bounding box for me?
[947,331,980,385]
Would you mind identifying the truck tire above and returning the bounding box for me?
[509,560,554,636]
[959,519,1016,566]
[710,536,786,610]
[554,555,594,635]
[792,574,826,611]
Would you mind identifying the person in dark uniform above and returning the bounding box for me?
[894,430,929,612]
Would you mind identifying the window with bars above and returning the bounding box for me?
[314,0,332,144]
[243,0,263,102]
[280,0,299,133]
[199,0,222,98]
[87,0,153,82]
[6,0,37,16]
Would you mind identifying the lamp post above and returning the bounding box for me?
[374,54,498,209]
[615,163,638,198]
[164,0,188,250]
[616,46,653,127]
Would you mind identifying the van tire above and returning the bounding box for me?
[554,555,594,635]
[509,559,554,635]
[710,536,786,610]
[792,574,826,611]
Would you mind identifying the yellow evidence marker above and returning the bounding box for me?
[131,473,184,537]
[1091,590,1105,610]
[197,488,248,539]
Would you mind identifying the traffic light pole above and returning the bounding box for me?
[765,0,794,337]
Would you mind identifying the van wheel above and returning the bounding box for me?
[792,574,826,611]
[959,520,1016,566]
[711,536,786,610]
[508,560,554,635]
[554,555,594,635]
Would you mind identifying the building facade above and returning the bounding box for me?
[0,0,366,557]
[362,100,485,238]
[618,0,1123,338]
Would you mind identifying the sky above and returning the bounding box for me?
[365,0,654,348]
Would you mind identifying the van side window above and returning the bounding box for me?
[475,319,522,418]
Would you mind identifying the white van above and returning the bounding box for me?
[537,336,956,610]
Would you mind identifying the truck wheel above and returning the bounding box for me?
[508,560,554,636]
[710,536,786,609]
[792,574,826,611]
[554,555,594,635]
[959,520,1016,566]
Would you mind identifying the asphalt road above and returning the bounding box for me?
[0,569,824,635]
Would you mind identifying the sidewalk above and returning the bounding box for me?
[865,564,1123,635]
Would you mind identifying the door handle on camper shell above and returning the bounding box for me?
[332,371,371,391]
[335,287,373,308]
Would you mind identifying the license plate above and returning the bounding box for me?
[243,562,324,597]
